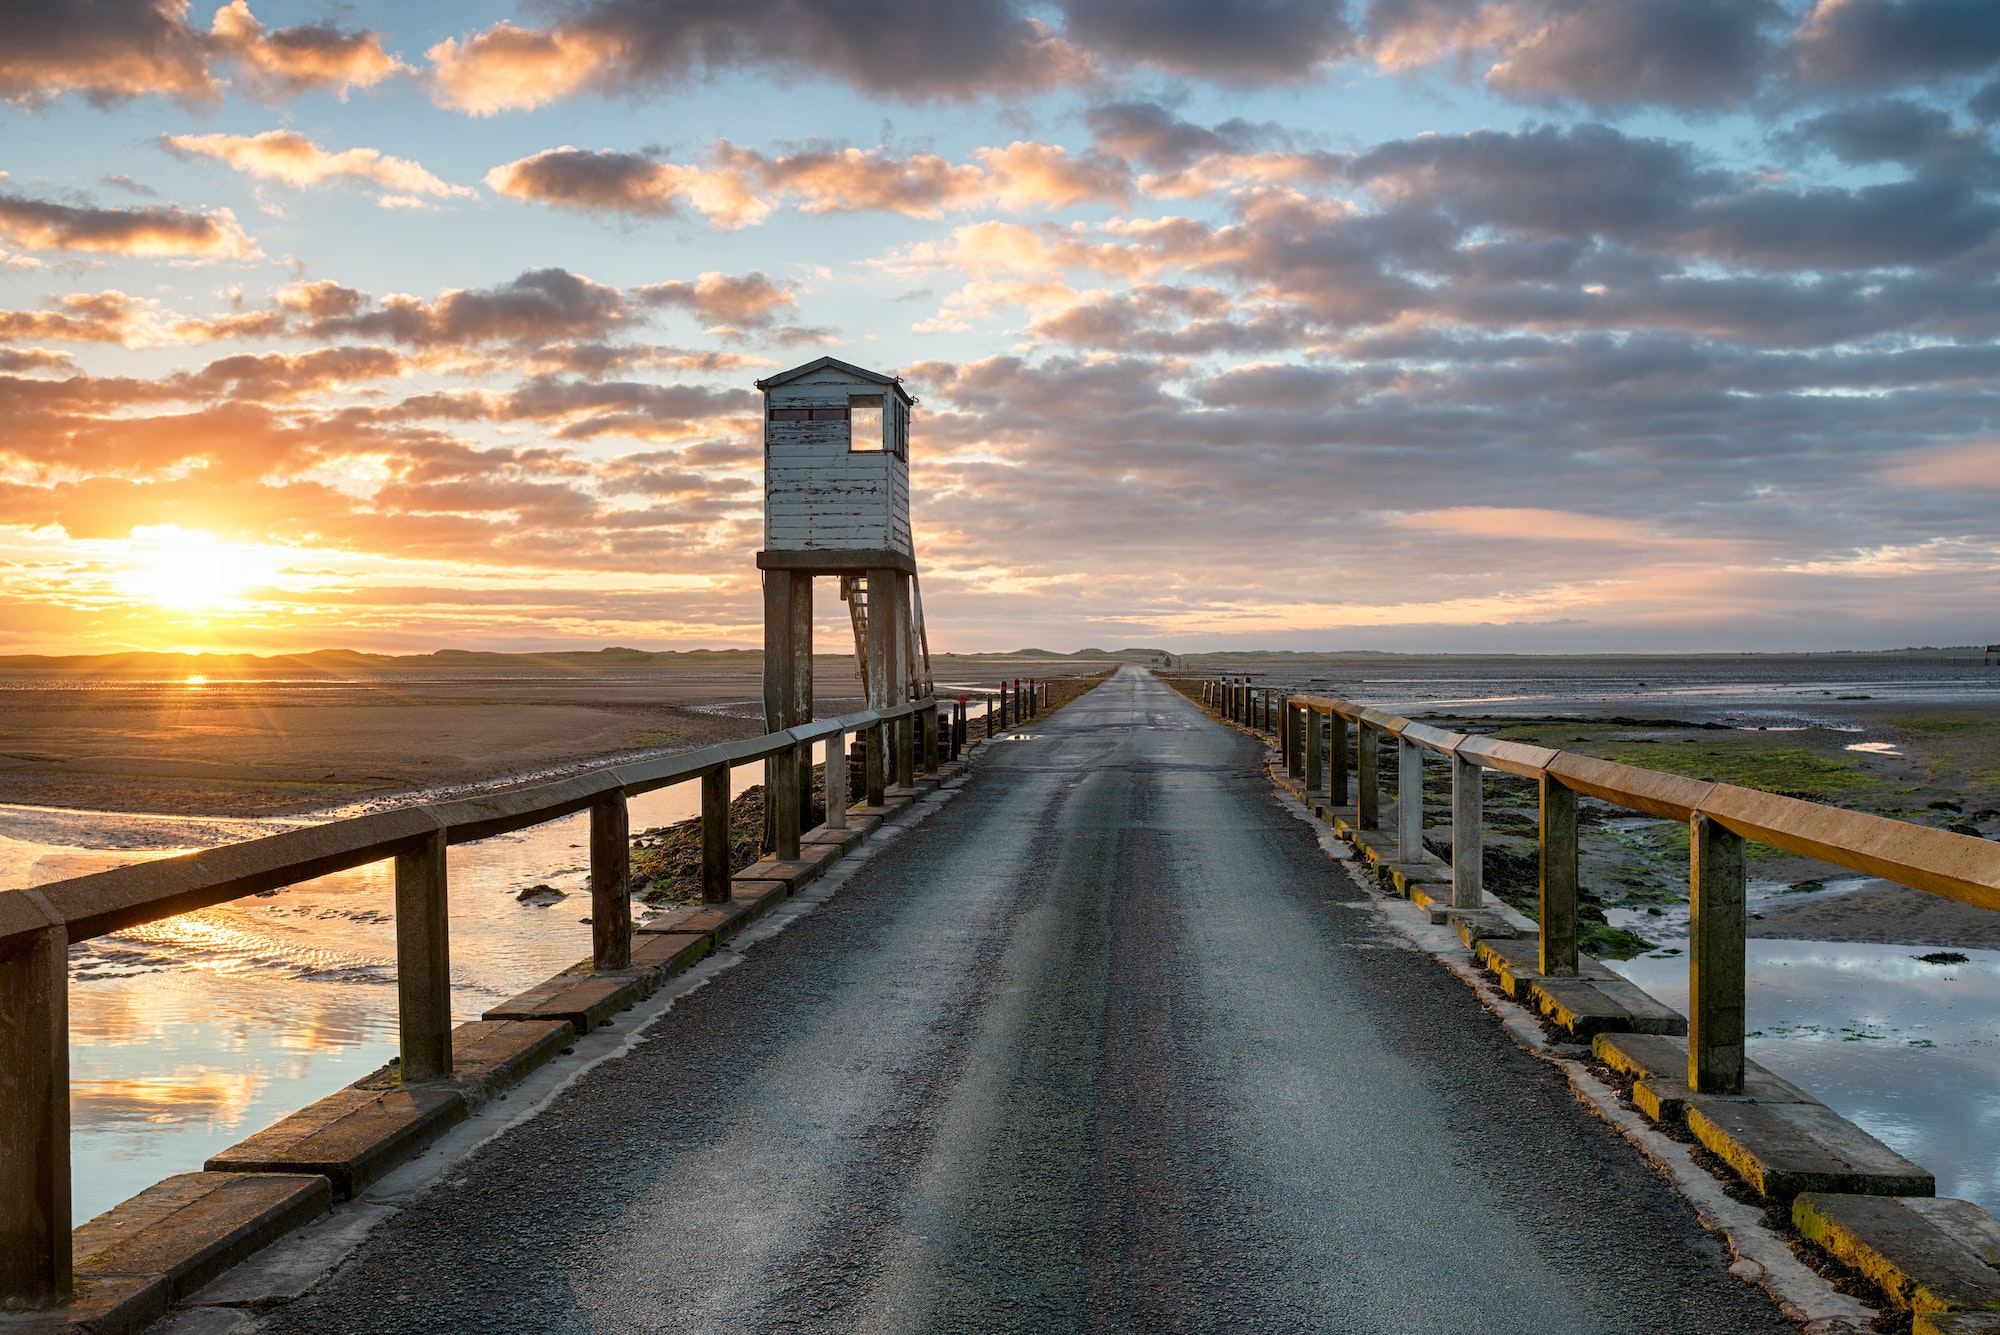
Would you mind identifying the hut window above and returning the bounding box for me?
[849,394,885,450]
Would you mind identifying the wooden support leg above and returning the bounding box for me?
[895,716,915,789]
[1397,738,1424,859]
[590,792,631,971]
[1539,775,1578,977]
[1690,814,1747,1095]
[1452,753,1484,911]
[1357,724,1380,829]
[395,829,452,1082]
[0,919,70,1307]
[701,764,731,904]
[922,706,938,774]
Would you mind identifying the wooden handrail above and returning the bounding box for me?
[1262,688,2000,910]
[0,700,937,952]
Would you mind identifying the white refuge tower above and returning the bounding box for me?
[755,356,931,733]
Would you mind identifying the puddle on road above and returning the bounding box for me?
[1610,943,2000,1215]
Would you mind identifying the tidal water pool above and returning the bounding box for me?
[10,753,781,1225]
[1612,943,2000,1215]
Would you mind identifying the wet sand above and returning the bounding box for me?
[0,651,1110,818]
[1751,883,2000,950]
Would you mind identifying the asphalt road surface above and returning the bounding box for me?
[261,666,1794,1334]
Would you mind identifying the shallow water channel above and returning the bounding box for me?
[1611,945,2000,1214]
[8,746,798,1225]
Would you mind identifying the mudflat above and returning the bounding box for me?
[0,649,1108,818]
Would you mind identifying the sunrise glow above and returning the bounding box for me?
[0,3,1995,655]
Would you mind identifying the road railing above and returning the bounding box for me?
[1191,679,2000,1099]
[0,698,942,1307]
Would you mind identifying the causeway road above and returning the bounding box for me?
[261,666,1792,1334]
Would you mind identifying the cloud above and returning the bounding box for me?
[487,139,1128,230]
[1783,98,1976,165]
[0,348,75,373]
[207,0,402,99]
[0,193,256,257]
[484,147,722,221]
[163,130,470,204]
[1362,0,1785,109]
[0,0,399,107]
[1793,0,2000,87]
[1392,506,1655,542]
[1349,122,2000,271]
[306,269,633,349]
[177,346,407,399]
[0,0,214,105]
[427,2,1091,115]
[1875,440,2000,488]
[1484,0,1783,109]
[426,23,625,118]
[0,290,288,347]
[1084,102,1341,196]
[636,272,797,329]
[1058,0,1355,79]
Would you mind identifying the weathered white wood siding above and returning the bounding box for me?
[763,366,912,555]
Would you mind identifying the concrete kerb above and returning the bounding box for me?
[127,767,968,1335]
[1267,780,1879,1334]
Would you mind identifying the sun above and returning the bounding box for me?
[111,526,275,612]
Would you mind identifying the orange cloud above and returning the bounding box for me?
[484,148,767,228]
[488,139,1131,232]
[164,130,469,204]
[209,1,403,99]
[1391,507,1658,542]
[0,193,255,258]
[1875,441,2000,490]
[0,0,399,107]
[427,23,620,116]
[636,272,797,329]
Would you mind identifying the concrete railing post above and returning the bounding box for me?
[1452,753,1483,911]
[867,721,888,806]
[1329,713,1349,805]
[590,792,632,971]
[1690,814,1747,1095]
[1539,775,1578,976]
[825,728,847,829]
[1357,722,1380,829]
[394,828,452,1082]
[1397,737,1424,859]
[0,919,70,1307]
[1305,705,1324,792]
[773,742,802,861]
[701,763,732,903]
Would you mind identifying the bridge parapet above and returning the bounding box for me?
[1196,679,2000,1092]
[0,698,947,1313]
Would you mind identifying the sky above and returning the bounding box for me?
[3,0,1999,657]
